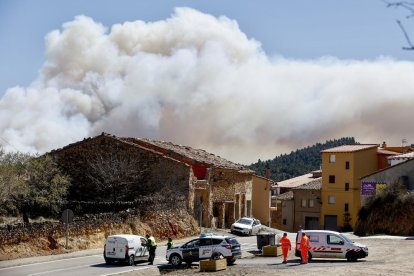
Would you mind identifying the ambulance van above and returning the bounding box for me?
[295,230,368,262]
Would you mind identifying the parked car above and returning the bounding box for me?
[166,235,241,266]
[295,230,369,262]
[104,234,149,266]
[230,217,262,235]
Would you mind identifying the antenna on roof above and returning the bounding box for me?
[402,139,407,153]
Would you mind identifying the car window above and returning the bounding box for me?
[237,218,253,225]
[199,238,212,246]
[225,238,239,245]
[185,239,200,248]
[212,238,223,245]
[309,235,319,242]
[140,238,147,246]
[327,235,344,245]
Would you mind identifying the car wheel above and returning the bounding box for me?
[169,254,182,266]
[104,257,113,265]
[248,230,252,236]
[346,252,357,262]
[128,255,135,266]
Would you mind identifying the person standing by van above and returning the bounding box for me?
[146,234,157,265]
[279,233,291,264]
[300,232,310,264]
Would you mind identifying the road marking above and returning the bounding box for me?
[0,255,102,270]
[99,266,152,276]
[27,262,102,276]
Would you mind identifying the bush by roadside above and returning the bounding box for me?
[355,183,414,236]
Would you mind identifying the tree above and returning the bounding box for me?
[0,148,70,222]
[24,155,71,220]
[385,0,414,50]
[87,153,150,207]
[0,149,31,216]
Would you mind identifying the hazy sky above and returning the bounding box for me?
[0,0,414,164]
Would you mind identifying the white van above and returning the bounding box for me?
[295,230,368,262]
[104,234,149,265]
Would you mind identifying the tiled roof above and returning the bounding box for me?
[377,149,399,155]
[119,137,249,171]
[387,152,414,160]
[321,144,378,153]
[275,191,294,200]
[277,172,321,189]
[292,178,322,190]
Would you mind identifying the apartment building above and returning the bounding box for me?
[320,145,378,231]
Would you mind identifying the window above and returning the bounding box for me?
[212,239,223,245]
[301,199,307,207]
[283,219,287,225]
[345,183,349,191]
[327,235,344,245]
[309,199,314,207]
[328,195,335,204]
[199,238,212,246]
[345,161,350,170]
[329,175,335,183]
[344,203,349,212]
[185,239,200,248]
[329,154,336,163]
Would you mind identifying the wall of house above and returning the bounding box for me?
[252,175,271,226]
[321,148,377,230]
[209,168,253,227]
[280,200,294,232]
[293,189,321,231]
[50,135,194,211]
[361,159,414,205]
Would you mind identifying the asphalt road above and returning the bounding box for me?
[0,233,266,276]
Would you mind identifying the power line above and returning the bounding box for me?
[0,136,20,152]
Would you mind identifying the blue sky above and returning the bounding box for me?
[0,0,413,95]
[1,0,414,163]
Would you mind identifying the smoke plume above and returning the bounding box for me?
[1,8,414,164]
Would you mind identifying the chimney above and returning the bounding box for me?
[265,168,271,179]
[312,170,322,178]
[382,141,387,148]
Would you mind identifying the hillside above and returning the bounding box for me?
[249,137,357,181]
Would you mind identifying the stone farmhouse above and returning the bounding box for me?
[49,133,254,228]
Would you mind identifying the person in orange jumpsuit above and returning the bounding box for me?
[300,232,310,264]
[279,233,291,264]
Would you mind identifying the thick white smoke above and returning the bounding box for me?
[1,8,414,164]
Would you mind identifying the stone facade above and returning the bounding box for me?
[50,134,194,211]
[49,133,254,229]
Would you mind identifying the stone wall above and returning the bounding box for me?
[50,134,194,211]
[0,209,200,260]
[210,168,253,202]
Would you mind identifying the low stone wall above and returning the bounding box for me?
[0,209,199,248]
[0,211,139,246]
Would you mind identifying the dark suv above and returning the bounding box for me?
[166,235,241,266]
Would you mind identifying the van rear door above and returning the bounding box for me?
[106,236,128,259]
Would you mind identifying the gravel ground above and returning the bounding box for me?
[153,237,414,276]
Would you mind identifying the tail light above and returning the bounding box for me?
[222,244,231,249]
[125,245,128,257]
